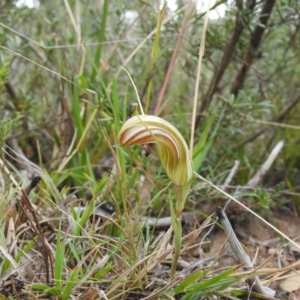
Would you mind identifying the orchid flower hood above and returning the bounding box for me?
[118,115,193,186]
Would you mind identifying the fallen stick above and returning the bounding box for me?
[224,140,284,209]
[247,140,284,188]
[217,206,276,297]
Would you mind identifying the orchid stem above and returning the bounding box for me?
[170,182,191,277]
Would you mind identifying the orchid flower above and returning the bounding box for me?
[118,115,193,187]
[118,114,193,277]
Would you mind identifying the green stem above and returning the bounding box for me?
[175,182,190,216]
[170,199,181,278]
[171,217,182,277]
[170,181,190,277]
[91,0,108,83]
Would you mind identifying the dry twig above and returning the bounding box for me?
[16,177,54,283]
[217,206,276,297]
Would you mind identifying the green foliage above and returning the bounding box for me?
[0,61,22,146]
[172,266,242,299]
[173,269,203,294]
[54,223,65,290]
[250,189,272,210]
[193,112,218,172]
[0,0,299,298]
[0,61,9,88]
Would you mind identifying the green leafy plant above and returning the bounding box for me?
[174,267,242,299]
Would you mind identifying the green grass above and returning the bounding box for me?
[0,1,300,299]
